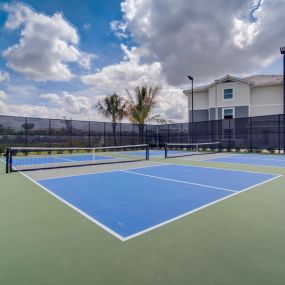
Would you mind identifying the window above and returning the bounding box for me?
[223,108,234,119]
[224,88,233,100]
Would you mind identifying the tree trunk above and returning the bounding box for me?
[139,124,144,144]
[112,122,117,146]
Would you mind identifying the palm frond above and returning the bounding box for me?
[95,93,127,123]
[126,85,162,125]
[146,114,170,124]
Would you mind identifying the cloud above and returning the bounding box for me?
[0,90,94,119]
[81,45,187,121]
[117,0,285,84]
[1,2,95,81]
[110,20,128,39]
[0,71,9,82]
[40,91,92,115]
[83,22,91,31]
[0,100,50,117]
[0,90,7,100]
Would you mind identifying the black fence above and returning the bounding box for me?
[0,114,284,154]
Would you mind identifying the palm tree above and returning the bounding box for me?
[95,93,127,145]
[126,86,167,143]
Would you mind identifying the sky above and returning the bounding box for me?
[0,0,284,122]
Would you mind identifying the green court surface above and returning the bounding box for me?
[1,156,285,285]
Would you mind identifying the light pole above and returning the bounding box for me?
[280,46,285,154]
[187,76,194,123]
[187,76,194,143]
[280,46,285,114]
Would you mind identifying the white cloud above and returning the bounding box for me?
[110,20,128,39]
[0,90,7,100]
[81,45,187,121]
[0,90,94,119]
[0,100,50,117]
[117,0,285,84]
[1,2,95,82]
[233,18,260,49]
[40,91,92,115]
[0,71,9,82]
[83,23,91,31]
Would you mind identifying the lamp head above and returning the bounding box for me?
[187,75,193,81]
[280,46,285,54]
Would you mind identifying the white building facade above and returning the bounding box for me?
[184,75,284,122]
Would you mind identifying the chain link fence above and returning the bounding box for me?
[0,114,284,154]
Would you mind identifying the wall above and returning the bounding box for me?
[209,81,251,108]
[189,109,209,122]
[250,85,283,116]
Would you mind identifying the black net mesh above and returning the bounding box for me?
[1,114,285,156]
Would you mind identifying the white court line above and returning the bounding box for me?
[20,171,126,241]
[166,161,282,176]
[218,156,285,162]
[202,159,285,170]
[37,161,282,182]
[55,156,77,162]
[18,166,282,242]
[123,174,282,241]
[122,170,237,193]
[37,162,172,181]
[196,153,242,161]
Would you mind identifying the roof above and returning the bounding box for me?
[244,75,283,86]
[183,74,283,95]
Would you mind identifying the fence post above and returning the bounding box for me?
[228,119,231,152]
[69,119,72,147]
[145,124,147,144]
[119,123,122,146]
[249,117,252,152]
[25,117,28,147]
[132,124,135,145]
[88,121,91,147]
[282,114,285,154]
[103,122,106,147]
[48,119,51,148]
[180,123,183,143]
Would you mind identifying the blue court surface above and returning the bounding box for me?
[12,154,113,166]
[36,164,279,241]
[124,149,179,157]
[206,154,285,168]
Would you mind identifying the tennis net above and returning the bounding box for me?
[164,142,221,158]
[5,144,149,173]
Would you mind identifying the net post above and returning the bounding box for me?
[146,144,150,160]
[5,148,10,173]
[9,148,12,173]
[164,143,168,158]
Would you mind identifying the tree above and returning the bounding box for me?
[126,86,167,142]
[95,93,127,145]
[21,123,35,133]
[61,117,72,147]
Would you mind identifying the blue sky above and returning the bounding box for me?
[0,0,284,121]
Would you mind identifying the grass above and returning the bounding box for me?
[0,157,285,285]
